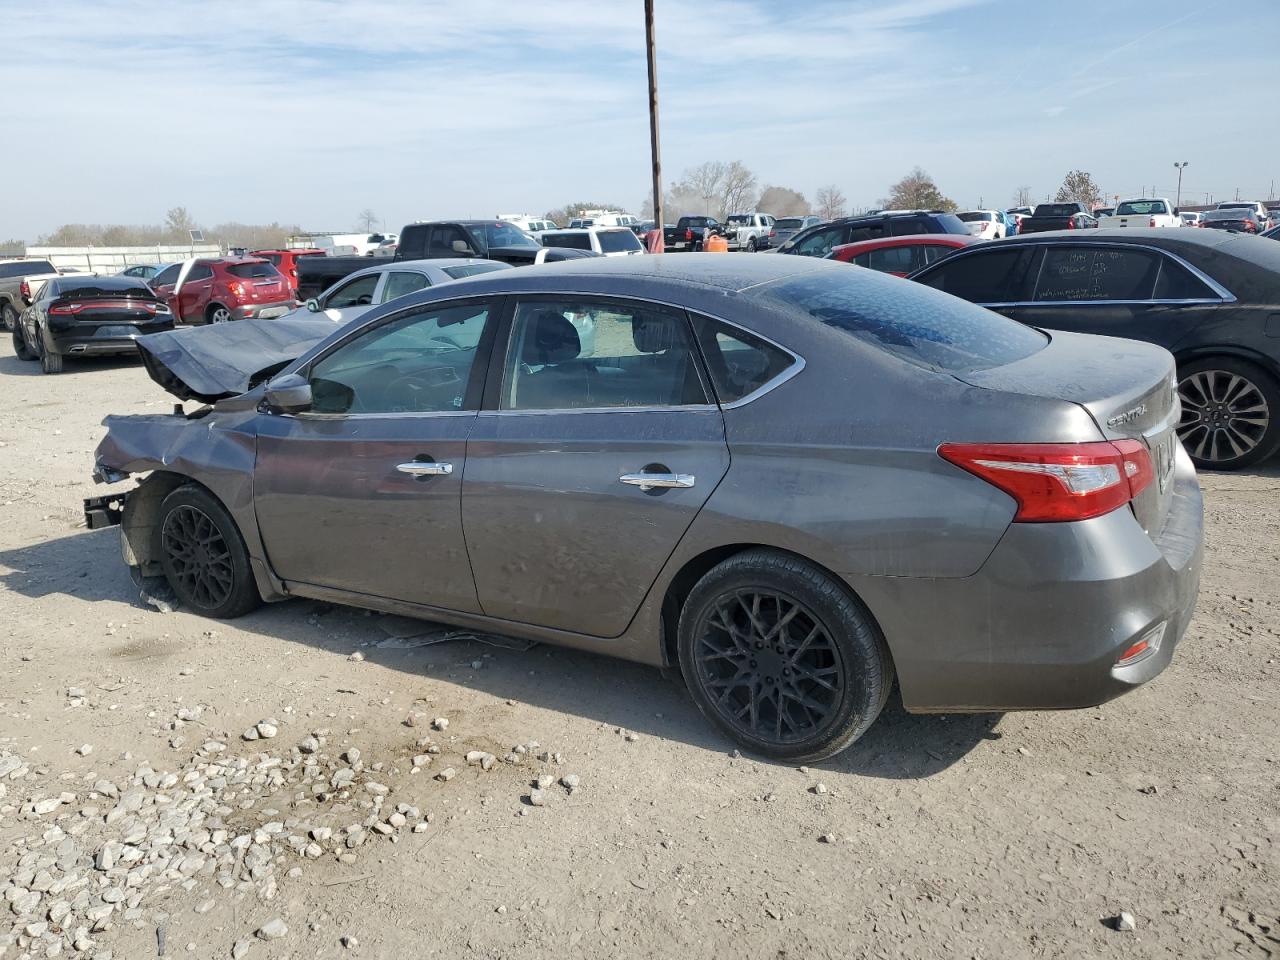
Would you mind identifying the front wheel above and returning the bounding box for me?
[746,238,758,252]
[677,550,893,762]
[156,484,262,618]
[1177,358,1280,470]
[12,324,35,361]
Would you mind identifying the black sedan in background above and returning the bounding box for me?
[12,275,174,374]
[910,229,1280,469]
[1199,208,1266,234]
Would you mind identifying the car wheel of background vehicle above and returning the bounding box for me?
[677,549,893,762]
[11,324,35,361]
[207,304,232,324]
[747,238,758,252]
[1177,358,1280,470]
[155,484,262,619]
[39,343,62,374]
[1,304,17,332]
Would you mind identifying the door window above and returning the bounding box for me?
[325,273,379,308]
[381,271,430,302]
[307,302,491,415]
[428,225,478,257]
[1033,246,1160,302]
[501,300,708,410]
[916,247,1038,303]
[693,319,797,404]
[185,264,214,282]
[865,245,920,273]
[151,265,181,286]
[792,225,845,257]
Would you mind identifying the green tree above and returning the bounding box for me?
[1053,170,1103,211]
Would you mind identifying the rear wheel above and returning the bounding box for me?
[156,485,262,618]
[1177,358,1280,469]
[677,550,893,762]
[207,303,232,324]
[746,237,758,252]
[39,340,63,374]
[1,303,17,332]
[11,324,35,361]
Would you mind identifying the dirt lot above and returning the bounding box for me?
[0,351,1276,960]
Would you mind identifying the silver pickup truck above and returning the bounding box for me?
[0,258,61,331]
[722,212,776,252]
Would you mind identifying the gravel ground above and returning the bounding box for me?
[0,351,1276,959]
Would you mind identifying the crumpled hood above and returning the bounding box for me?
[135,319,336,403]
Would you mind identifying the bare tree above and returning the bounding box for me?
[164,206,197,239]
[357,208,379,231]
[720,161,758,216]
[1012,185,1033,208]
[1053,170,1103,211]
[664,160,761,219]
[878,168,956,212]
[814,185,848,220]
[757,185,811,217]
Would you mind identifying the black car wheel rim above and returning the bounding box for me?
[694,590,844,745]
[1177,369,1270,463]
[161,505,234,608]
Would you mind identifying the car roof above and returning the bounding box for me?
[832,235,980,255]
[997,228,1243,250]
[343,257,502,279]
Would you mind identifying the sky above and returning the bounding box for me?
[3,0,1277,240]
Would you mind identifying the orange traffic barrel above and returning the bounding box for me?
[704,235,729,253]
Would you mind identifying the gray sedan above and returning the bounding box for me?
[88,255,1203,761]
[285,257,513,325]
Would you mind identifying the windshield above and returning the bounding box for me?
[958,212,993,222]
[227,262,282,279]
[757,269,1047,374]
[597,230,643,254]
[1115,200,1168,216]
[442,262,510,280]
[483,222,539,249]
[774,218,804,229]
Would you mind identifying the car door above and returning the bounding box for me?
[253,297,499,610]
[380,270,431,305]
[318,271,382,324]
[177,263,215,322]
[462,296,731,636]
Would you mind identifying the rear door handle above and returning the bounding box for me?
[620,472,695,491]
[397,461,453,476]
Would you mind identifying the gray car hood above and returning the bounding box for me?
[136,319,336,403]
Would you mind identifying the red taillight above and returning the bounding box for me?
[49,299,159,315]
[938,441,1153,522]
[768,230,777,237]
[20,279,31,300]
[685,229,693,241]
[228,281,245,297]
[48,303,84,315]
[1065,219,1076,229]
[1149,217,1157,227]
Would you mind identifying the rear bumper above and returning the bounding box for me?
[48,324,172,356]
[233,300,295,320]
[849,446,1204,713]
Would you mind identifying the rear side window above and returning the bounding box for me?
[693,318,796,404]
[227,262,281,280]
[443,263,509,280]
[1033,246,1160,302]
[540,232,592,250]
[917,247,1037,303]
[760,269,1047,374]
[1152,258,1217,300]
[597,230,642,254]
[381,271,430,302]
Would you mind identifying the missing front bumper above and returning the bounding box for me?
[83,490,132,530]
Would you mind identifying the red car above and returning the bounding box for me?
[250,248,325,298]
[827,234,982,277]
[149,258,295,325]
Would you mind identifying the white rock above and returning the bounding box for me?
[1115,911,1136,932]
[255,722,278,740]
[528,789,547,807]
[33,797,62,815]
[435,768,456,782]
[76,745,93,756]
[431,717,449,731]
[298,737,319,755]
[348,651,364,662]
[536,775,554,790]
[232,939,253,959]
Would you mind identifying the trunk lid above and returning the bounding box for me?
[957,330,1179,537]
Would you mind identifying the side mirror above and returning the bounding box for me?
[264,373,313,414]
[305,298,321,313]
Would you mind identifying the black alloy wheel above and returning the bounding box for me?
[678,550,893,762]
[1177,359,1280,469]
[156,485,261,618]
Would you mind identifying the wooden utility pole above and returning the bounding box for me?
[644,0,664,251]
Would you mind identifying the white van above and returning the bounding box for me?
[539,227,645,257]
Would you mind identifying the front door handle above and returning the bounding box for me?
[620,472,695,491]
[397,461,453,477]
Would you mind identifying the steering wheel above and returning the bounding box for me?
[383,368,460,412]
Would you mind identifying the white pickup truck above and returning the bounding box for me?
[722,212,776,252]
[1098,198,1182,229]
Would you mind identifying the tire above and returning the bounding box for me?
[39,344,63,374]
[207,303,232,324]
[1177,357,1280,470]
[1,303,17,332]
[746,238,758,253]
[12,324,35,361]
[155,484,262,618]
[677,549,893,762]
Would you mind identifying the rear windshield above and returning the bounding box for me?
[227,262,282,279]
[958,211,993,222]
[57,279,154,299]
[483,222,539,249]
[1033,204,1081,218]
[1216,203,1254,211]
[678,217,710,227]
[597,229,643,254]
[442,262,510,280]
[726,215,752,225]
[0,260,57,279]
[774,218,804,229]
[539,232,592,250]
[1202,208,1252,221]
[932,213,972,234]
[1115,200,1168,216]
[757,269,1047,374]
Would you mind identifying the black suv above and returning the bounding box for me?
[394,220,600,267]
[776,211,969,257]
